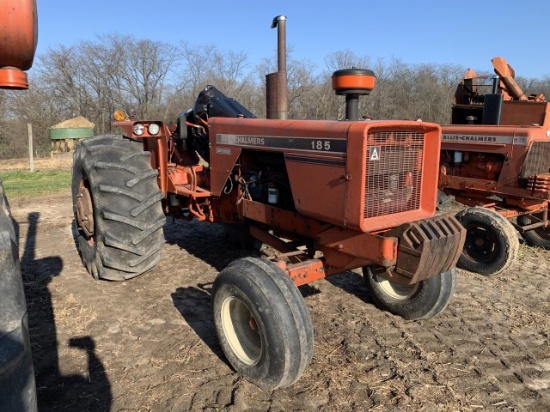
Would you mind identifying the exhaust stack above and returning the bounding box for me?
[266,15,288,119]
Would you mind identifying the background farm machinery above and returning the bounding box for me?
[439,57,550,275]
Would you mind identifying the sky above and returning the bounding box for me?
[35,0,550,80]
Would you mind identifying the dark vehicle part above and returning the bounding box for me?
[212,257,313,390]
[454,207,518,276]
[0,180,37,412]
[181,85,256,161]
[363,266,458,320]
[0,1,38,410]
[72,135,165,280]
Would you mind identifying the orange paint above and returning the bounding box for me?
[0,0,38,89]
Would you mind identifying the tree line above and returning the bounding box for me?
[1,34,549,159]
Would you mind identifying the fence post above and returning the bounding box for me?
[28,123,34,173]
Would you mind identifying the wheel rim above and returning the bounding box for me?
[463,224,499,262]
[75,179,95,238]
[375,275,419,300]
[220,296,262,365]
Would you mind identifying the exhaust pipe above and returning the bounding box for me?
[266,15,288,119]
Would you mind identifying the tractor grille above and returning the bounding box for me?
[364,131,424,218]
[521,141,550,180]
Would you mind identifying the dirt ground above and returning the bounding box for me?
[5,158,550,411]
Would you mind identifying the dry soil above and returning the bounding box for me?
[5,158,550,411]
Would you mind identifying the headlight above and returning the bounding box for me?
[148,123,160,135]
[133,123,145,136]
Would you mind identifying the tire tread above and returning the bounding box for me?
[213,257,313,390]
[455,207,518,276]
[72,135,165,281]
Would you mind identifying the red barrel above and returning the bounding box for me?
[0,0,38,89]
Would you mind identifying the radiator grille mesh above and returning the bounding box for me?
[521,141,550,179]
[364,131,424,218]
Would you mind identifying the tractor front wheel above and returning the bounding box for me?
[455,207,518,276]
[72,135,166,281]
[212,257,313,390]
[363,266,457,320]
[517,212,550,248]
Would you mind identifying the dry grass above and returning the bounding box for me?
[0,154,73,172]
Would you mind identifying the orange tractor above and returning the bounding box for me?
[439,57,550,276]
[72,16,466,389]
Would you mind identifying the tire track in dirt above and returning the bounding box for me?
[402,256,550,411]
[10,192,550,411]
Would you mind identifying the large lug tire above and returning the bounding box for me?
[455,207,519,276]
[212,257,314,390]
[0,180,37,411]
[517,212,550,248]
[363,266,458,320]
[72,135,166,281]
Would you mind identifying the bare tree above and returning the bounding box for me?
[116,36,178,118]
[324,49,371,73]
[37,45,88,117]
[2,32,548,160]
[177,42,218,98]
[0,84,64,158]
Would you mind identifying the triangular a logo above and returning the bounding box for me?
[369,146,380,161]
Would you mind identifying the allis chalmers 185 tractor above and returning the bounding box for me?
[439,57,550,276]
[72,16,466,389]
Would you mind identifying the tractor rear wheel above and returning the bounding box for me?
[363,266,457,320]
[455,207,518,276]
[0,179,37,410]
[517,212,550,248]
[212,257,313,390]
[72,135,165,281]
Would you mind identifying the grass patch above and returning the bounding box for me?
[0,170,72,198]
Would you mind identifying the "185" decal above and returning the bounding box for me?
[311,140,331,151]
